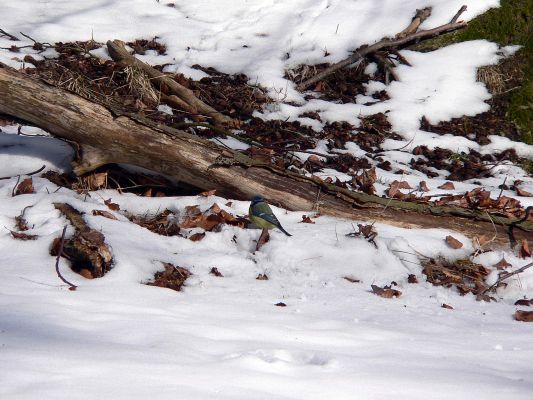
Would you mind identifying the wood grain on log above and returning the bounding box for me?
[0,64,531,246]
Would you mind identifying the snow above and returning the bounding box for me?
[1,0,533,398]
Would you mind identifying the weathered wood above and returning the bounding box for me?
[106,40,235,126]
[297,6,468,91]
[0,64,531,246]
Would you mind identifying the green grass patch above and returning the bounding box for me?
[416,1,532,143]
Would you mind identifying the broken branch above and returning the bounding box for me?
[54,225,78,290]
[106,40,235,126]
[297,6,468,91]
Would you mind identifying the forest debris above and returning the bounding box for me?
[514,299,532,307]
[199,189,217,197]
[147,263,191,291]
[300,215,315,224]
[13,177,34,195]
[256,273,269,280]
[519,239,531,258]
[493,257,512,270]
[441,303,454,309]
[445,235,463,249]
[104,199,120,211]
[514,310,533,322]
[408,274,418,283]
[296,6,468,91]
[9,229,37,240]
[189,232,206,242]
[419,181,430,192]
[344,276,360,284]
[86,172,107,190]
[438,182,455,190]
[210,267,224,277]
[371,284,402,298]
[52,203,113,278]
[275,302,287,307]
[130,209,181,236]
[92,209,118,220]
[346,223,377,247]
[422,258,491,299]
[179,203,246,232]
[351,167,377,195]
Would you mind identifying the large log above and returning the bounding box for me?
[0,63,531,246]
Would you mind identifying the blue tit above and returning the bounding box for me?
[249,195,292,236]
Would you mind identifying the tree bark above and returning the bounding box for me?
[0,63,531,246]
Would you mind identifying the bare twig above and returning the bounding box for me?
[0,28,19,41]
[483,261,533,294]
[54,225,78,290]
[0,165,46,180]
[450,5,468,24]
[396,7,432,38]
[297,7,468,91]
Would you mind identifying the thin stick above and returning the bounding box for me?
[55,225,77,290]
[450,5,468,24]
[396,7,432,38]
[483,261,533,294]
[1,165,45,181]
[0,28,19,41]
[297,7,468,91]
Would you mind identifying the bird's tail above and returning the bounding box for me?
[278,225,292,236]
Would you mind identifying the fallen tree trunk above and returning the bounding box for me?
[0,63,531,246]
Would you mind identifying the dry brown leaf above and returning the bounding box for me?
[445,235,463,249]
[104,199,120,211]
[300,215,315,224]
[10,230,37,240]
[210,267,223,277]
[407,274,418,284]
[275,302,287,307]
[438,181,455,190]
[514,299,532,307]
[86,172,107,190]
[515,186,533,197]
[441,303,454,309]
[493,257,512,270]
[189,232,206,242]
[199,189,217,197]
[371,284,402,298]
[256,273,269,280]
[14,178,34,195]
[514,310,533,322]
[343,276,360,283]
[92,210,118,220]
[519,239,531,258]
[419,181,430,192]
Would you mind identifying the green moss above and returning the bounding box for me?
[416,1,533,143]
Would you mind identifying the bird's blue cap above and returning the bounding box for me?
[251,195,264,204]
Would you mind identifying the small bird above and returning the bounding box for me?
[249,195,292,236]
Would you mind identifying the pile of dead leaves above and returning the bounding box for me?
[129,203,247,242]
[422,257,493,301]
[146,262,191,291]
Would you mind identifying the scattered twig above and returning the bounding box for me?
[297,6,468,91]
[483,261,533,294]
[11,175,21,197]
[54,225,78,290]
[396,7,432,38]
[497,176,507,200]
[0,165,46,180]
[450,5,468,24]
[0,28,19,41]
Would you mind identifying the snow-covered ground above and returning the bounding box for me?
[1,1,532,399]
